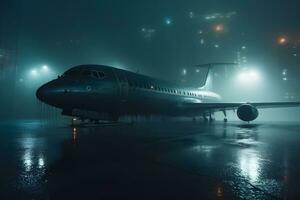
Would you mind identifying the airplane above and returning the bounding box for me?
[36,64,300,123]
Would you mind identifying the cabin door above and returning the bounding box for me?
[114,70,129,102]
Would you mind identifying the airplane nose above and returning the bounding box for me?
[36,84,48,102]
[36,80,62,104]
[36,79,71,108]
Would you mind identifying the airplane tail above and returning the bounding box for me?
[196,63,237,91]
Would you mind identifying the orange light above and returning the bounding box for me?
[72,128,77,143]
[215,24,224,32]
[217,187,223,197]
[278,37,287,45]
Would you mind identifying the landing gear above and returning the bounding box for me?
[209,113,215,123]
[203,114,209,122]
[202,113,214,123]
[223,110,228,123]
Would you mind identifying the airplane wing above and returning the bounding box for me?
[183,102,300,112]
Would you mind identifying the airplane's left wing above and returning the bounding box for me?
[183,102,300,111]
[182,102,300,121]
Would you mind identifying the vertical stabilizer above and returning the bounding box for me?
[196,63,237,91]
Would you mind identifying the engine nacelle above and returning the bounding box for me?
[237,104,259,122]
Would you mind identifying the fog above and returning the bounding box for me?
[0,0,299,121]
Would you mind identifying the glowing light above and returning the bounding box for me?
[165,18,172,25]
[249,70,259,79]
[182,68,187,75]
[42,65,49,71]
[205,12,236,21]
[237,68,261,83]
[38,157,45,168]
[214,24,224,32]
[141,28,156,39]
[72,128,77,143]
[242,46,247,50]
[282,69,287,76]
[238,72,248,81]
[31,69,38,76]
[214,44,220,48]
[200,39,204,45]
[278,37,287,45]
[29,65,54,79]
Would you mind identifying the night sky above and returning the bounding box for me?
[0,0,299,118]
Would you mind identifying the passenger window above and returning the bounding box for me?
[92,71,99,78]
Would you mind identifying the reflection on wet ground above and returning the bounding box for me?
[0,120,300,199]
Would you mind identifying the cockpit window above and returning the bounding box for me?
[64,69,106,79]
[92,71,98,78]
[98,71,106,79]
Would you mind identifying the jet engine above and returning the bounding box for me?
[237,104,259,122]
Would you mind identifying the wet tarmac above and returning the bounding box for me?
[0,120,300,200]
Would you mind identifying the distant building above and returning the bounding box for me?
[0,48,16,118]
[278,40,300,100]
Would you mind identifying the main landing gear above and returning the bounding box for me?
[223,110,228,123]
[202,113,215,123]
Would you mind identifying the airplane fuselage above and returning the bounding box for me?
[37,65,221,121]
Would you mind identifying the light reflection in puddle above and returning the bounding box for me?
[38,157,45,168]
[239,149,261,183]
[191,145,217,158]
[22,138,35,172]
[18,136,47,193]
[23,149,33,172]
